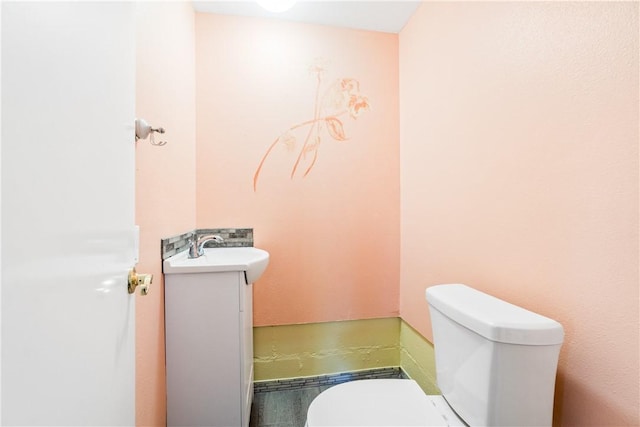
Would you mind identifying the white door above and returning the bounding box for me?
[1,2,136,425]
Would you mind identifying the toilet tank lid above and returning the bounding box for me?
[426,284,564,345]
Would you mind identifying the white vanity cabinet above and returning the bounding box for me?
[164,270,254,427]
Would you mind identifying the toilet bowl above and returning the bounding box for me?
[306,379,464,427]
[305,284,564,427]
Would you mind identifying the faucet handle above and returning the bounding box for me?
[188,235,199,258]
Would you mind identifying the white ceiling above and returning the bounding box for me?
[192,1,422,34]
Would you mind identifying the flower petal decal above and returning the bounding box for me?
[280,131,297,152]
[325,117,347,141]
[348,95,370,118]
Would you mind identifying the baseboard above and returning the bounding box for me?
[399,320,440,394]
[253,317,401,381]
[252,317,439,394]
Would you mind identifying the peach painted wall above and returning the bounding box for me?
[135,3,196,426]
[399,2,638,426]
[195,14,400,326]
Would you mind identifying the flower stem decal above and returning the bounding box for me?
[253,61,370,191]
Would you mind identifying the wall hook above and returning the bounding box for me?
[135,118,167,146]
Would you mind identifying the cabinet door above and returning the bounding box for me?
[166,272,242,427]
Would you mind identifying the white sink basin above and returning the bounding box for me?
[163,247,269,284]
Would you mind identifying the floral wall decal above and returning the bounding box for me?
[253,60,370,191]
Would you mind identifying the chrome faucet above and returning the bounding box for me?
[188,234,224,258]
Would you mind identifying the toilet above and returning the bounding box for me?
[306,284,564,427]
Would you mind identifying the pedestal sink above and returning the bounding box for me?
[163,247,269,427]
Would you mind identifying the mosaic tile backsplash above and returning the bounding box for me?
[161,228,253,259]
[253,367,406,393]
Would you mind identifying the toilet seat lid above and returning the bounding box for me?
[306,379,465,427]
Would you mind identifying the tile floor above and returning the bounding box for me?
[249,385,327,427]
[249,368,406,427]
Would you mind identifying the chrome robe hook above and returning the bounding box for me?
[135,118,167,146]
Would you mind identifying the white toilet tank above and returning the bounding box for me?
[426,284,564,427]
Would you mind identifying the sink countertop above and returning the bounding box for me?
[163,247,269,284]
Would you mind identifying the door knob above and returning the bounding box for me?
[128,267,153,295]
